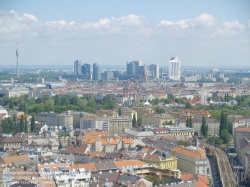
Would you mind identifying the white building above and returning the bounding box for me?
[169,57,181,81]
[80,116,109,131]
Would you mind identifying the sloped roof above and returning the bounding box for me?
[2,154,29,164]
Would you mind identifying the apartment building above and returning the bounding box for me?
[191,118,220,137]
[172,146,209,176]
[232,118,250,134]
[108,116,132,135]
[36,112,73,127]
[234,127,250,164]
[120,107,137,120]
[80,116,109,131]
[0,136,24,150]
[142,113,174,126]
[182,110,211,118]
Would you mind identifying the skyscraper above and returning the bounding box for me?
[169,57,181,81]
[81,63,91,75]
[126,61,144,75]
[146,64,159,78]
[93,63,101,80]
[74,60,81,75]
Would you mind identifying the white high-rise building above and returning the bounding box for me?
[169,57,181,81]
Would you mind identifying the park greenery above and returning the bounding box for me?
[0,94,118,115]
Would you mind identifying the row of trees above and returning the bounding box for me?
[0,115,36,134]
[203,110,231,145]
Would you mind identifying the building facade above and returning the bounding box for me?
[169,57,181,81]
[80,116,109,131]
[108,116,132,135]
[74,60,81,75]
[93,63,101,80]
[172,146,209,176]
[81,63,91,75]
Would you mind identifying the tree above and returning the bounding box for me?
[24,117,28,134]
[132,114,137,127]
[154,107,165,114]
[45,99,54,107]
[19,115,25,133]
[185,102,192,109]
[177,140,191,147]
[118,108,122,116]
[201,116,208,138]
[30,115,36,133]
[221,129,231,144]
[219,110,227,136]
[0,117,17,134]
[189,116,193,128]
[145,175,159,186]
[70,95,79,105]
[186,117,189,127]
[137,117,142,127]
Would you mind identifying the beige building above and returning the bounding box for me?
[234,127,250,165]
[0,136,24,150]
[120,107,137,120]
[108,116,132,135]
[172,146,209,176]
[142,113,174,126]
[192,118,219,137]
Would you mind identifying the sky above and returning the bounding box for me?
[0,0,250,67]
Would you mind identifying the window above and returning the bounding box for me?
[45,168,51,172]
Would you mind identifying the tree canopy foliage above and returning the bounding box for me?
[0,94,118,115]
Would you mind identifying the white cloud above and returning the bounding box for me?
[194,13,216,27]
[158,20,173,27]
[23,13,38,22]
[69,21,75,26]
[157,13,216,29]
[9,9,15,14]
[116,14,145,27]
[176,19,190,29]
[45,20,67,28]
[224,21,245,30]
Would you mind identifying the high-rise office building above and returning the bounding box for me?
[126,61,144,75]
[93,63,101,80]
[74,60,81,75]
[146,64,159,78]
[103,71,113,80]
[169,57,181,81]
[81,63,91,75]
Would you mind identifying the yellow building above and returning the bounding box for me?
[142,153,177,170]
[131,106,154,118]
[97,109,118,117]
[142,113,174,126]
[120,107,137,120]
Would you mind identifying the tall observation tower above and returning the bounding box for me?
[16,40,19,77]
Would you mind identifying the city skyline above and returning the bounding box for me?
[0,1,250,67]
